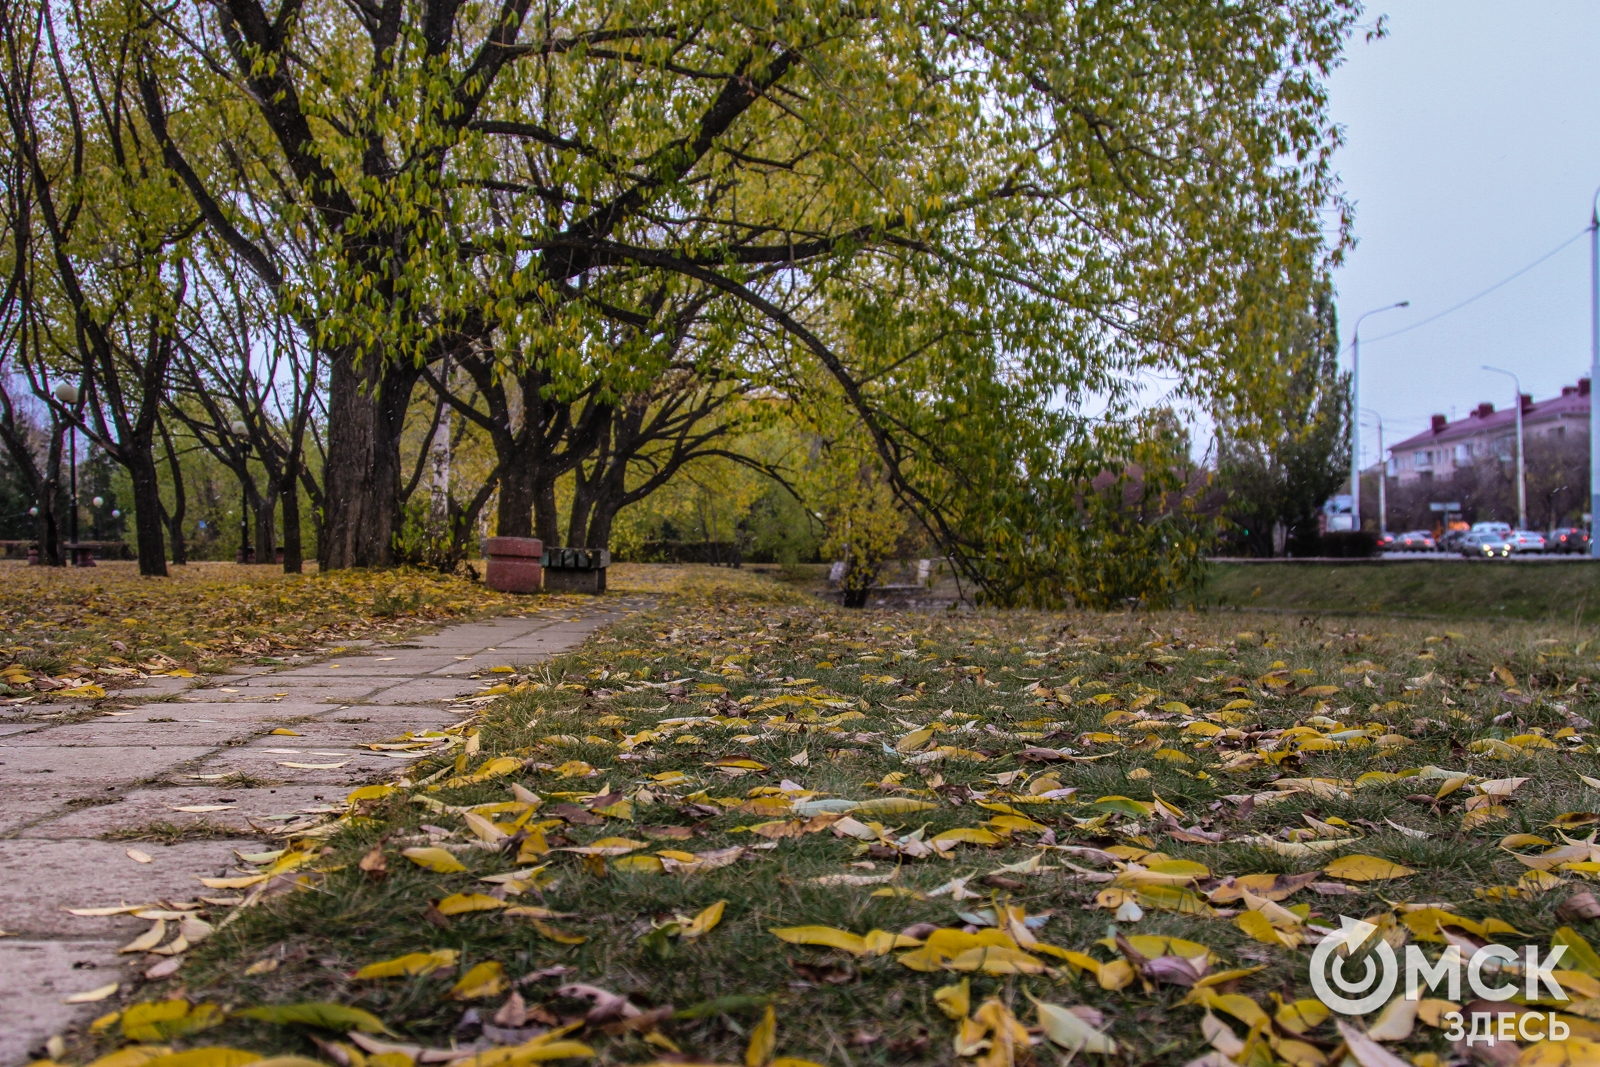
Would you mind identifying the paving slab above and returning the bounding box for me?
[0,838,264,937]
[192,747,396,786]
[315,706,459,726]
[0,786,89,832]
[119,676,196,698]
[0,745,213,785]
[181,677,384,697]
[0,594,646,1062]
[18,785,344,840]
[11,720,256,747]
[0,939,122,1066]
[142,701,349,721]
[221,717,444,747]
[363,678,487,704]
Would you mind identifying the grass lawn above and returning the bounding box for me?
[52,566,1600,1067]
[1193,560,1600,624]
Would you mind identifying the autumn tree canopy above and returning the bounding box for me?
[0,0,1363,602]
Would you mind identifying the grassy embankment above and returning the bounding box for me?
[1193,559,1600,624]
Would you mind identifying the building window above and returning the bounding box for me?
[1455,443,1472,464]
[1414,450,1428,468]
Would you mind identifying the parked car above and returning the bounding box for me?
[1376,532,1396,550]
[1507,530,1547,553]
[1459,531,1512,558]
[1437,529,1469,554]
[1393,530,1436,551]
[1550,527,1592,554]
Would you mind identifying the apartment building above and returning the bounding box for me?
[1387,379,1590,485]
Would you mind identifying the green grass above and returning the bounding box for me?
[101,821,247,845]
[1193,559,1600,623]
[72,566,1600,1067]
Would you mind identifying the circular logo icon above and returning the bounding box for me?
[1310,925,1398,1015]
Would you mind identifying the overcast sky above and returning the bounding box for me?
[1331,1,1600,462]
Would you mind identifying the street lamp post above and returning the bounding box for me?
[1483,365,1527,531]
[52,381,80,566]
[1591,185,1600,555]
[1352,302,1410,531]
[1362,408,1387,537]
[230,419,251,564]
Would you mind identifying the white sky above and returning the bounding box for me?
[1330,1,1600,461]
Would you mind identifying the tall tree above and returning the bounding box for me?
[0,0,195,576]
[1216,285,1349,557]
[0,119,69,564]
[169,250,322,571]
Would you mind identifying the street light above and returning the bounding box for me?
[1361,408,1387,537]
[229,419,251,563]
[1351,302,1410,531]
[52,381,81,565]
[1590,184,1600,556]
[1483,365,1527,531]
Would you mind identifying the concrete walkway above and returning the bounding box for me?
[0,599,645,1064]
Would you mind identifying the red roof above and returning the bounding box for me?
[1389,383,1590,454]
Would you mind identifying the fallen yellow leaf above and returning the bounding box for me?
[1322,854,1416,882]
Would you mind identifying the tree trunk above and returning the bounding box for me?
[449,475,500,568]
[0,399,64,564]
[160,422,187,565]
[495,441,537,538]
[254,489,277,565]
[583,452,630,550]
[534,477,560,545]
[280,460,303,574]
[319,350,416,569]
[33,504,61,566]
[126,446,168,576]
[428,372,451,541]
[586,498,620,551]
[568,478,597,549]
[568,427,610,545]
[33,428,64,566]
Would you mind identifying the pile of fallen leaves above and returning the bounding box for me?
[43,567,1600,1067]
[0,562,664,699]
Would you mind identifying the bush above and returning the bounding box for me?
[1320,530,1378,558]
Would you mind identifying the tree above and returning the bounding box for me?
[0,0,197,576]
[1215,286,1349,556]
[0,121,68,562]
[137,0,1362,596]
[169,252,323,571]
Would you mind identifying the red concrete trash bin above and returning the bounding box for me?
[484,537,544,593]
